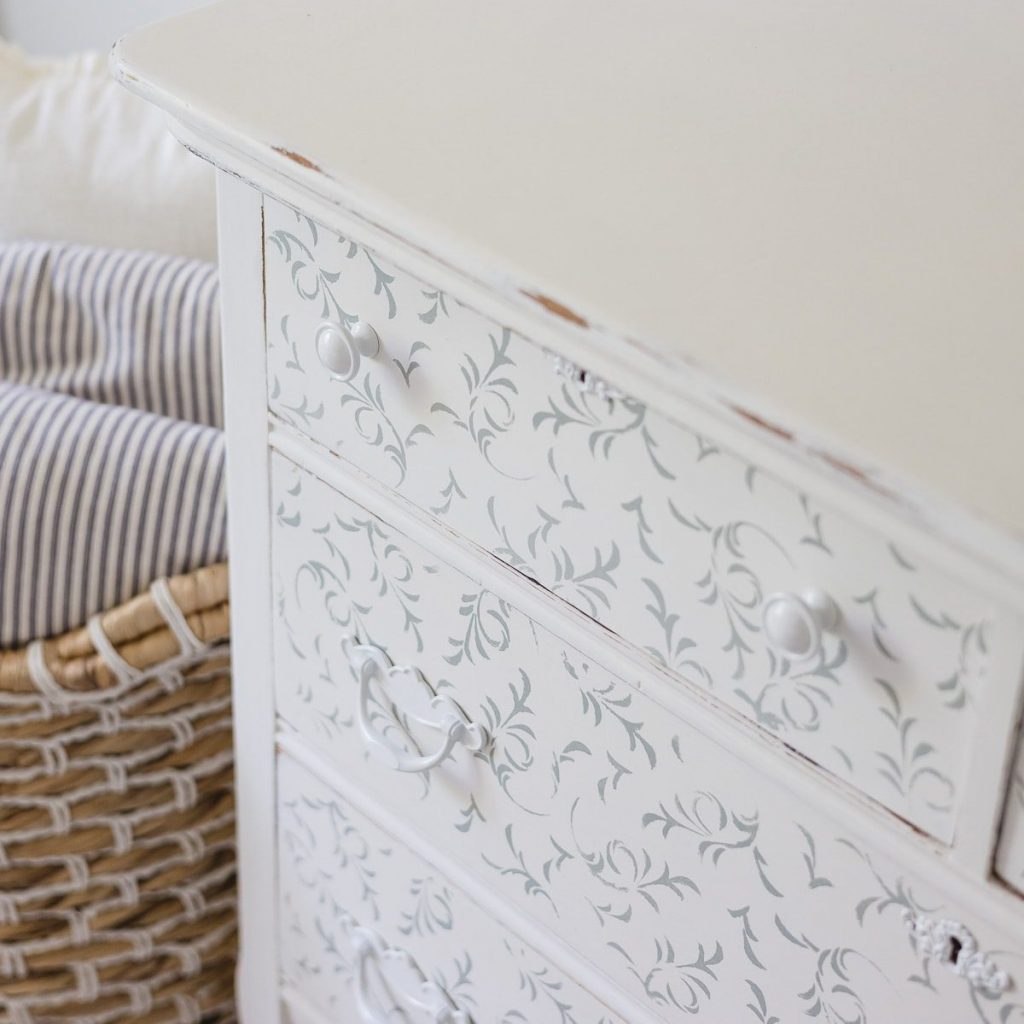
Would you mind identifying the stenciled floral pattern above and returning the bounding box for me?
[264,197,1018,843]
[277,754,623,1024]
[270,455,1023,1024]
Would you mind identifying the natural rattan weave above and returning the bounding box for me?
[0,564,235,1024]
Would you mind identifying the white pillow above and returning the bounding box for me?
[0,37,216,261]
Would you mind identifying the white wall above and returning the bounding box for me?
[0,0,213,55]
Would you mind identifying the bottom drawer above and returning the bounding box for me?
[277,750,623,1024]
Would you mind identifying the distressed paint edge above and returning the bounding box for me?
[272,146,324,175]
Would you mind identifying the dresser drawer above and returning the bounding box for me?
[269,453,1021,1022]
[265,197,1022,842]
[277,751,624,1024]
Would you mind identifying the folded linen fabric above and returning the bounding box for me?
[0,239,225,648]
[0,239,221,427]
[0,382,226,647]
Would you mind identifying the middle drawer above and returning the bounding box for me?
[268,451,1022,1024]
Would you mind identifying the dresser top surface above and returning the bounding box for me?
[115,0,1024,535]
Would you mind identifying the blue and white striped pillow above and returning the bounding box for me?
[0,241,226,647]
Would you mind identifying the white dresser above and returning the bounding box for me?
[116,2,1024,1021]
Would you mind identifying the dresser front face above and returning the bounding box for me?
[215,179,1024,1024]
[263,197,1024,846]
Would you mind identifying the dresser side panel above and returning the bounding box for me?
[217,173,280,1024]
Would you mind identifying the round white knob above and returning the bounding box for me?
[315,319,380,381]
[761,587,839,662]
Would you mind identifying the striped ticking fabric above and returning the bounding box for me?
[0,241,226,648]
[0,239,222,426]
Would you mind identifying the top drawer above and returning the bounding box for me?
[264,196,1022,843]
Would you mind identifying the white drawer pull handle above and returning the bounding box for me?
[344,637,488,773]
[349,921,472,1023]
[316,318,380,382]
[904,912,1011,996]
[761,587,839,662]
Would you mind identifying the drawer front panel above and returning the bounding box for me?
[264,197,1016,842]
[997,734,1024,895]
[270,454,1022,1023]
[277,752,624,1024]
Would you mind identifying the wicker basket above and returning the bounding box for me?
[0,564,235,1024]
